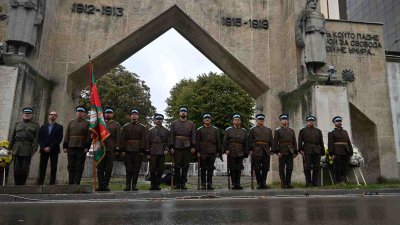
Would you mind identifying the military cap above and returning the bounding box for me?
[154,114,164,120]
[306,115,316,121]
[179,106,188,112]
[255,114,265,120]
[130,108,139,114]
[279,114,289,120]
[203,113,211,118]
[233,114,241,119]
[332,116,342,123]
[76,105,86,112]
[104,106,114,113]
[22,107,33,114]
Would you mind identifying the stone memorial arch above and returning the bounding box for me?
[0,0,397,184]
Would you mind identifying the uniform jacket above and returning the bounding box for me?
[248,125,274,157]
[298,126,324,155]
[121,121,147,153]
[63,118,91,149]
[147,125,170,155]
[223,126,248,158]
[273,126,298,155]
[9,120,40,156]
[328,127,353,156]
[104,120,122,152]
[169,119,196,149]
[196,125,221,155]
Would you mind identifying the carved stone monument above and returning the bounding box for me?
[5,0,43,56]
[295,0,327,75]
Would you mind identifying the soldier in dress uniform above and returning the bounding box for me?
[63,106,91,185]
[169,107,196,190]
[328,116,353,183]
[223,114,248,190]
[196,113,221,190]
[146,113,169,191]
[9,107,40,185]
[96,107,121,191]
[248,114,273,189]
[298,115,324,187]
[274,114,298,188]
[121,108,148,191]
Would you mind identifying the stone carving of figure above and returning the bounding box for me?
[295,0,326,75]
[6,0,43,56]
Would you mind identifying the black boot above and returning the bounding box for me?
[279,172,286,188]
[286,170,293,188]
[104,170,112,192]
[149,172,156,190]
[96,171,104,191]
[155,172,162,190]
[305,170,312,187]
[236,170,243,189]
[131,172,139,191]
[124,172,132,191]
[255,171,262,189]
[207,170,214,190]
[312,170,319,187]
[174,167,181,189]
[261,171,269,189]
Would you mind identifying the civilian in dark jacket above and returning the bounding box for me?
[37,111,63,185]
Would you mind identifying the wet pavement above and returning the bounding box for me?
[0,195,399,225]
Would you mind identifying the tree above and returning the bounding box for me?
[165,72,255,132]
[82,65,156,126]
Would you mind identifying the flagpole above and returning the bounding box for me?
[89,55,97,192]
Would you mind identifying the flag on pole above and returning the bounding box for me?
[88,58,110,164]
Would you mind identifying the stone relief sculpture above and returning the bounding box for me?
[5,0,43,57]
[295,0,326,75]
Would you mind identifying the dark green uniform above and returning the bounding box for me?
[170,119,196,189]
[9,120,39,185]
[328,127,353,183]
[248,125,273,189]
[121,121,147,191]
[223,126,248,189]
[298,126,324,187]
[274,126,298,188]
[196,125,221,189]
[63,118,91,185]
[97,119,121,190]
[146,125,169,190]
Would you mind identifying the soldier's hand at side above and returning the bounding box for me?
[63,148,67,153]
[191,148,195,154]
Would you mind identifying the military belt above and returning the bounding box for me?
[334,142,348,145]
[176,136,190,139]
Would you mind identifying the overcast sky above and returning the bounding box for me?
[121,28,222,115]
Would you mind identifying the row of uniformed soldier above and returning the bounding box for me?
[8,106,352,189]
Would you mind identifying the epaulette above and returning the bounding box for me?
[225,126,232,131]
[197,126,204,130]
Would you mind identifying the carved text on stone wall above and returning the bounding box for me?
[326,32,382,55]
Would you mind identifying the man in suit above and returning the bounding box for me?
[37,111,63,185]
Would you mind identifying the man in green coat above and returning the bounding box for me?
[9,107,40,185]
